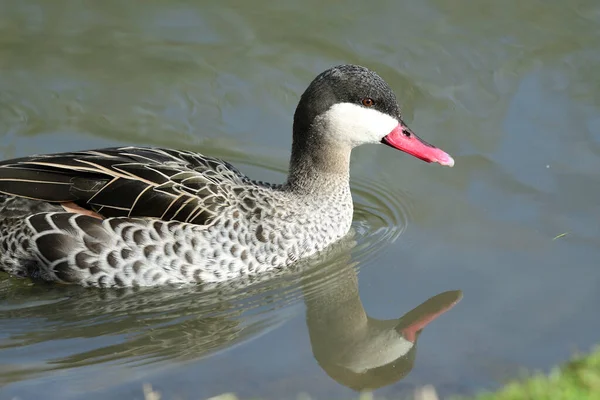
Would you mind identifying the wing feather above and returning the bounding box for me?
[0,146,256,225]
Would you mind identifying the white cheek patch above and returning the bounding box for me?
[318,102,399,147]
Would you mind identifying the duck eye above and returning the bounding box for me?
[361,98,374,107]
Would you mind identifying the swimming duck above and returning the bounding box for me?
[0,65,454,288]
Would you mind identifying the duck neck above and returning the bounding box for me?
[286,128,351,195]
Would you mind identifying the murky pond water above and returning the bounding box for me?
[1,0,599,399]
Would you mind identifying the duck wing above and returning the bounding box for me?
[0,146,253,225]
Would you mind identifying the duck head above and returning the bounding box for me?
[292,64,454,167]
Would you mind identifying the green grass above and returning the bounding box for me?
[456,346,600,400]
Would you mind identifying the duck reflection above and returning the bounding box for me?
[304,263,461,391]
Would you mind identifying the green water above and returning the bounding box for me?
[0,0,599,399]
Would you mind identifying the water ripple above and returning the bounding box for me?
[351,174,413,265]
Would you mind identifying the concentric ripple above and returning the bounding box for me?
[350,174,413,265]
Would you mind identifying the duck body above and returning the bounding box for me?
[0,65,453,288]
[0,147,353,287]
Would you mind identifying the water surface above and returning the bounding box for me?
[0,0,599,399]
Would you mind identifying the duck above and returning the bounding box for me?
[0,64,454,288]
